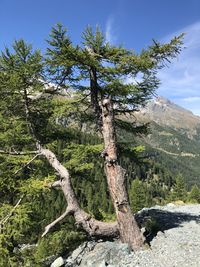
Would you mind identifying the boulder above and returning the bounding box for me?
[65,241,131,267]
[51,256,65,267]
[83,241,131,267]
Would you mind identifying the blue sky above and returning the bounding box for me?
[1,0,200,115]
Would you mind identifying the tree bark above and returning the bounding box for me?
[101,97,144,250]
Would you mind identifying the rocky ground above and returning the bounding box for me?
[51,204,200,267]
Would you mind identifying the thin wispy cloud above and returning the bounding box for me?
[158,21,200,115]
[105,16,116,44]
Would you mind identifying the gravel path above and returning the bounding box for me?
[122,204,200,267]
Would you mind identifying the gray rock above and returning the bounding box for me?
[79,241,131,267]
[65,241,96,267]
[51,256,65,267]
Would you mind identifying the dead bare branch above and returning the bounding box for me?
[0,150,39,155]
[50,180,62,188]
[41,146,119,238]
[41,207,72,237]
[14,153,41,175]
[0,196,24,233]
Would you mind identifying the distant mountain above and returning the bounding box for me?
[133,97,200,187]
[135,96,200,138]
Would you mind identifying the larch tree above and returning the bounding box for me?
[0,26,183,252]
[45,25,183,249]
[170,174,187,202]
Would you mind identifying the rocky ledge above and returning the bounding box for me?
[51,204,200,267]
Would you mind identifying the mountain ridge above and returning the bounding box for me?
[134,96,200,135]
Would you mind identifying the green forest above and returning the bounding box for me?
[0,25,199,266]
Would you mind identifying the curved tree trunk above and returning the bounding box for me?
[101,97,144,250]
[40,147,118,239]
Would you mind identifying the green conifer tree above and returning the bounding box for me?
[188,184,200,203]
[129,178,147,213]
[170,174,187,202]
[45,24,183,249]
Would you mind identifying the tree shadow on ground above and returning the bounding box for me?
[135,208,200,243]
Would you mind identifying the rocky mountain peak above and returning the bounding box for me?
[135,96,200,133]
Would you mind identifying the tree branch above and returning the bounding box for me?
[0,196,24,233]
[50,180,62,188]
[41,207,72,237]
[41,147,119,238]
[0,150,39,155]
[14,153,41,175]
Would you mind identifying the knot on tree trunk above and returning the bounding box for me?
[100,149,108,158]
[116,200,128,213]
[105,157,117,166]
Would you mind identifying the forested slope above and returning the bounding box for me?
[132,97,200,187]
